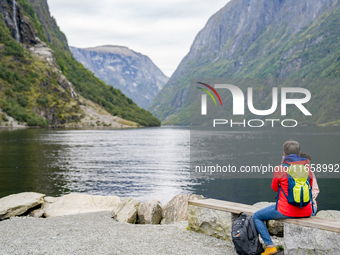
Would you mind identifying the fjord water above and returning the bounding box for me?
[0,127,339,210]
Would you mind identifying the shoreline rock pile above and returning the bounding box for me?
[0,192,204,225]
[137,198,162,224]
[0,192,45,220]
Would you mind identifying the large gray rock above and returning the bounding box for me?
[253,201,283,236]
[281,210,340,254]
[284,223,340,254]
[188,204,234,241]
[113,197,140,224]
[43,193,120,217]
[267,220,284,237]
[316,210,340,220]
[0,192,45,220]
[138,199,162,224]
[161,194,204,224]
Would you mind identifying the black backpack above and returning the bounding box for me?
[231,212,264,255]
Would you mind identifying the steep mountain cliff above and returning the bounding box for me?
[0,0,160,127]
[26,0,68,51]
[70,46,168,110]
[149,0,340,125]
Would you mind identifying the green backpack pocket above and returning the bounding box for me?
[277,164,313,209]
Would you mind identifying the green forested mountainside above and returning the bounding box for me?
[0,0,160,127]
[54,50,160,126]
[0,14,77,126]
[149,0,340,126]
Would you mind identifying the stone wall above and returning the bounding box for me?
[284,223,340,255]
[188,205,236,242]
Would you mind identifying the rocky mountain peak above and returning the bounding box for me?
[70,45,168,109]
[174,0,337,84]
[149,0,340,125]
[82,45,138,57]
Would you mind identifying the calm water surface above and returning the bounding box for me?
[0,127,339,210]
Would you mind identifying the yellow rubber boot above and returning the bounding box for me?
[261,246,278,255]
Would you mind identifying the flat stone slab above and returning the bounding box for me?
[43,193,120,217]
[0,192,45,220]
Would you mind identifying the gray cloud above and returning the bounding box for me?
[47,0,230,76]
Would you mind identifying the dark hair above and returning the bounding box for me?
[300,152,311,161]
[283,141,300,155]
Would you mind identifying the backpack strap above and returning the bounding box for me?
[282,162,290,168]
[300,186,303,209]
[275,184,289,210]
[310,188,314,207]
[275,186,280,210]
[248,214,259,240]
[306,176,315,215]
[237,212,246,217]
[275,163,289,211]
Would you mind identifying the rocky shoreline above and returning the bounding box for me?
[0,192,236,255]
[2,192,338,254]
[0,98,141,129]
[0,192,204,225]
[2,192,338,231]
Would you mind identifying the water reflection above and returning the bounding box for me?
[0,128,194,204]
[0,127,339,210]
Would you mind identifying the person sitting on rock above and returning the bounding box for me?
[252,141,313,255]
[299,152,319,216]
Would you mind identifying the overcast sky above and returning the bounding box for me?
[47,0,230,77]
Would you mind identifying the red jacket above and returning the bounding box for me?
[272,161,313,217]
